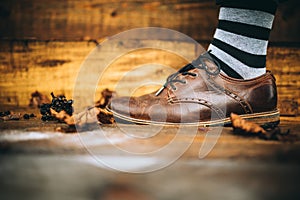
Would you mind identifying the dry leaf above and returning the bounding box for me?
[230,113,266,135]
[29,91,51,108]
[50,106,114,127]
[50,108,75,125]
[230,113,297,142]
[95,88,117,109]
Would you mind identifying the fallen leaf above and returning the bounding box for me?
[230,113,297,142]
[230,113,266,135]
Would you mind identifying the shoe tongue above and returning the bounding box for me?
[191,51,221,76]
[203,58,220,75]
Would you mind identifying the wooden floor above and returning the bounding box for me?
[0,109,300,200]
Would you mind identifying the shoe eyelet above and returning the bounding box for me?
[191,73,198,78]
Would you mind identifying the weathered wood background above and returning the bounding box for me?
[0,0,299,115]
[0,0,299,42]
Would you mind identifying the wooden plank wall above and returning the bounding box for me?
[0,41,299,116]
[0,0,299,42]
[0,0,299,115]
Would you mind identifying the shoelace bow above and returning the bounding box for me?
[155,50,221,96]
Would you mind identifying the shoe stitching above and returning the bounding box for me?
[207,78,253,114]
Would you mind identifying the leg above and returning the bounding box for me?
[209,0,278,79]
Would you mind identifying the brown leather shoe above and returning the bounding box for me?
[107,52,279,126]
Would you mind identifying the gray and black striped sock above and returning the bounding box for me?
[208,1,278,79]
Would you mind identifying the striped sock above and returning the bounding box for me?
[208,1,277,79]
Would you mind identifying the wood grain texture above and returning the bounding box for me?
[0,40,299,116]
[0,0,299,42]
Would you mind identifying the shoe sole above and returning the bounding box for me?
[106,107,280,128]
